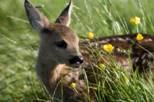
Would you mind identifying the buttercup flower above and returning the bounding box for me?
[103,43,114,53]
[129,16,141,25]
[98,63,106,71]
[70,82,76,89]
[87,32,94,40]
[136,33,144,41]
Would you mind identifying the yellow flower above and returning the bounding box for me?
[129,16,140,25]
[103,44,114,53]
[98,63,106,71]
[136,33,144,41]
[70,82,76,89]
[87,32,94,40]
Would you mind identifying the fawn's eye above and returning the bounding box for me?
[55,40,67,49]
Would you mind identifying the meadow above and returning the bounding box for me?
[1,0,154,101]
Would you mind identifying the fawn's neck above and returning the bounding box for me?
[36,52,66,89]
[36,55,56,79]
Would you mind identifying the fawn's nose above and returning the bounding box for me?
[69,55,84,66]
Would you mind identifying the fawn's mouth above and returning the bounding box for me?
[69,62,82,68]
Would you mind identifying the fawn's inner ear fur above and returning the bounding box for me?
[24,0,73,32]
[55,0,73,26]
[24,0,49,31]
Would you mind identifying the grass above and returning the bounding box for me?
[1,0,154,101]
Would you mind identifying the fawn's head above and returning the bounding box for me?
[25,0,83,67]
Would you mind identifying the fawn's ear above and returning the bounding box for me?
[24,0,49,31]
[55,0,73,26]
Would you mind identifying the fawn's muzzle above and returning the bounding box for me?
[69,56,84,67]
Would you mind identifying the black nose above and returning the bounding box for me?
[69,56,84,65]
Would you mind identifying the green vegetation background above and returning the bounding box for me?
[1,0,154,101]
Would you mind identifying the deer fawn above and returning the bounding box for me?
[25,0,154,101]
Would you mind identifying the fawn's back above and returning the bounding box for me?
[80,34,154,73]
[25,0,154,101]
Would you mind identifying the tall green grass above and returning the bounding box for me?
[1,0,154,101]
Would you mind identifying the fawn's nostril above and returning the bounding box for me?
[69,56,84,65]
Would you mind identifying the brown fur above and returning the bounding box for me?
[80,34,154,75]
